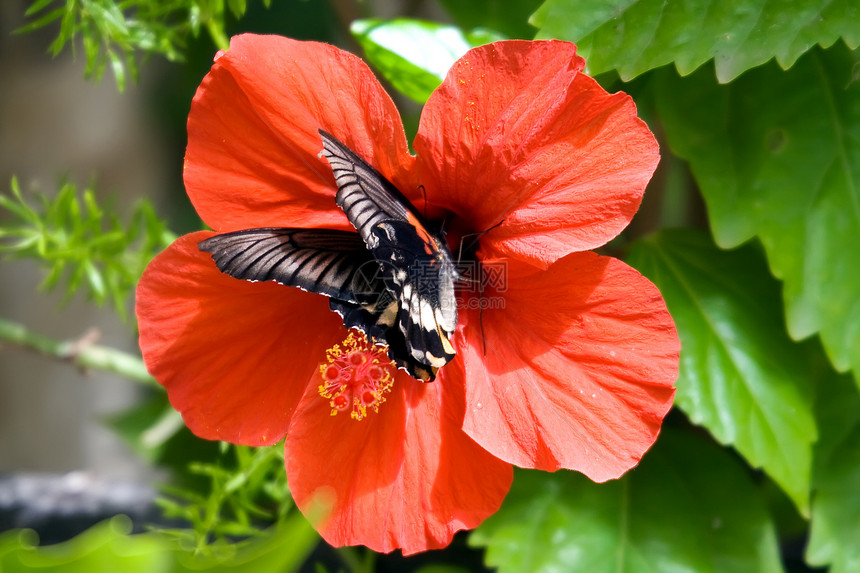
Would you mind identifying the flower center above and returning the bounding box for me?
[317,330,396,421]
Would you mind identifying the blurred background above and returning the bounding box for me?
[1,0,167,481]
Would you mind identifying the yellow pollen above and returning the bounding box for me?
[317,330,396,421]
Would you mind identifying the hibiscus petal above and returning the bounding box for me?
[457,252,678,481]
[136,232,342,445]
[285,370,512,555]
[415,40,659,267]
[185,34,416,232]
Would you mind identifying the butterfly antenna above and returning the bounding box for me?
[418,184,429,220]
[456,219,506,264]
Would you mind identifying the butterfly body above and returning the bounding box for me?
[199,130,457,381]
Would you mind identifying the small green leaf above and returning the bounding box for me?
[107,49,126,91]
[531,0,860,82]
[351,18,504,103]
[83,259,106,301]
[471,430,784,573]
[15,6,65,35]
[654,44,860,386]
[25,0,56,17]
[806,372,860,572]
[1,180,173,318]
[627,229,817,514]
[227,0,247,19]
[18,0,263,91]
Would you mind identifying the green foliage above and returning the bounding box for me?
[653,44,860,386]
[351,18,504,104]
[438,0,543,39]
[155,444,294,553]
[18,0,271,90]
[105,391,186,461]
[807,372,860,572]
[7,1,860,570]
[471,430,784,573]
[627,229,817,514]
[0,178,174,320]
[530,0,860,82]
[0,513,317,572]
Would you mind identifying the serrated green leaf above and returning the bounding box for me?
[351,18,504,103]
[654,44,860,387]
[626,229,816,514]
[531,0,860,82]
[471,430,783,573]
[806,372,860,572]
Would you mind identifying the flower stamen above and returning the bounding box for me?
[318,330,396,421]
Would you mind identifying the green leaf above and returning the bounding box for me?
[806,372,860,572]
[15,6,65,35]
[18,0,253,90]
[0,517,166,573]
[531,0,860,82]
[25,0,56,17]
[653,44,860,386]
[107,49,126,91]
[351,18,504,104]
[626,229,816,514]
[471,430,783,573]
[227,0,247,19]
[0,512,317,572]
[438,0,543,39]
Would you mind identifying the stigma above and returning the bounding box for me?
[318,330,396,421]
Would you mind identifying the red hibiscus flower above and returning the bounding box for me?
[136,34,679,555]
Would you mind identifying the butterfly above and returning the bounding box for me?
[198,129,458,382]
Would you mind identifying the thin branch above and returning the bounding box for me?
[0,317,156,385]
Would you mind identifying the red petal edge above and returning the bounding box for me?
[456,252,679,481]
[285,369,513,555]
[185,34,416,233]
[136,232,343,445]
[416,40,659,268]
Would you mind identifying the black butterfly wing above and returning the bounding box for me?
[198,228,381,305]
[370,221,457,369]
[319,130,458,379]
[319,129,420,250]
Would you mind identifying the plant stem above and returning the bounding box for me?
[0,317,156,385]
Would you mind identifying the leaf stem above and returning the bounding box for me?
[0,317,155,385]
